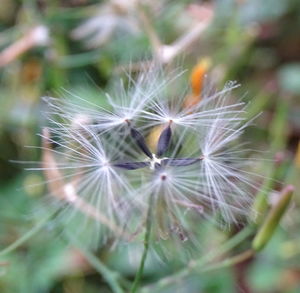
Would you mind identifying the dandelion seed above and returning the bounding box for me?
[24,65,263,251]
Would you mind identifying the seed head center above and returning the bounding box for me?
[160,174,167,181]
[150,154,162,170]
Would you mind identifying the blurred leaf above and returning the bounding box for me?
[278,63,300,95]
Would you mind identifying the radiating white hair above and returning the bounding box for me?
[26,66,262,251]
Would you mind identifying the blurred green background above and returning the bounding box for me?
[0,0,300,292]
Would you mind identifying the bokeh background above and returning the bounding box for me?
[0,1,300,292]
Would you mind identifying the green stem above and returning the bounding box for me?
[141,225,254,292]
[131,196,153,293]
[202,249,254,272]
[67,233,125,293]
[0,210,56,257]
[198,225,254,265]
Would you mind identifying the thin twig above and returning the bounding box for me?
[137,4,162,60]
[161,22,210,64]
[118,3,213,70]
[0,25,49,67]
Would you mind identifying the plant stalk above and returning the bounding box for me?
[131,195,153,293]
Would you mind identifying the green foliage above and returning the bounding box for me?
[0,1,299,292]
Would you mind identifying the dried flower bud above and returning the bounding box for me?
[183,57,211,108]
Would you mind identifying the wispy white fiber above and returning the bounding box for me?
[27,66,263,248]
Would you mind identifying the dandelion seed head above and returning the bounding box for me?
[23,65,265,255]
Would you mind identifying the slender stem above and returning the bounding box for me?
[160,22,210,64]
[0,210,56,257]
[131,195,153,293]
[137,3,162,60]
[67,233,125,293]
[140,225,254,292]
[202,249,254,273]
[203,225,254,262]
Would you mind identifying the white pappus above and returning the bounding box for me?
[29,66,262,250]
